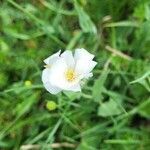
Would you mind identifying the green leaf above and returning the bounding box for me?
[63,91,81,101]
[130,71,150,92]
[15,93,39,117]
[92,70,109,102]
[77,135,99,150]
[138,98,150,119]
[98,98,123,117]
[137,21,150,42]
[133,1,150,21]
[74,1,97,33]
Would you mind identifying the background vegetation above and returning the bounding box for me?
[0,0,150,149]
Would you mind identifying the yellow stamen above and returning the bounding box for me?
[65,69,76,82]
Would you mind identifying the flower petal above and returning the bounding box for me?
[75,59,97,77]
[49,58,68,88]
[43,82,62,94]
[74,48,94,61]
[84,73,93,79]
[61,50,75,68]
[42,69,62,94]
[65,83,81,92]
[44,50,61,65]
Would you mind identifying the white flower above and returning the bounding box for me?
[42,48,97,94]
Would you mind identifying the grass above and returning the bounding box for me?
[0,0,150,149]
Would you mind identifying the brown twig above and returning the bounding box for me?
[105,45,133,61]
[20,142,76,150]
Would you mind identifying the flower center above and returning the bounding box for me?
[65,69,76,82]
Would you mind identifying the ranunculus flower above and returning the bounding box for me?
[42,48,97,94]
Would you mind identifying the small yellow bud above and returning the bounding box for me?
[46,101,57,111]
[25,80,32,86]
